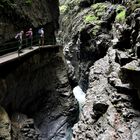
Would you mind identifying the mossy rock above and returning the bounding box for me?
[59,5,68,14]
[132,3,140,11]
[91,3,108,19]
[92,3,108,11]
[92,25,100,35]
[84,14,98,23]
[25,0,32,5]
[0,106,11,140]
[116,5,126,22]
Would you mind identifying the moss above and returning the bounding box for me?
[92,25,100,35]
[25,0,32,5]
[59,5,68,14]
[84,14,98,23]
[0,106,9,123]
[116,5,126,22]
[91,3,108,19]
[116,10,126,22]
[92,3,107,11]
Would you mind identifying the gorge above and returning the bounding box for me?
[1,0,140,140]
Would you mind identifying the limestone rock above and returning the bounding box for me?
[0,106,11,140]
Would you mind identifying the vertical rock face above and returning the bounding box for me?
[0,0,59,44]
[73,48,140,140]
[0,47,78,139]
[59,0,140,139]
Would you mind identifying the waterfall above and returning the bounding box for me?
[64,86,86,140]
[73,86,86,113]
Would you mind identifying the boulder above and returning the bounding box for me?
[93,102,109,117]
[121,60,140,99]
[115,50,134,66]
[0,106,11,140]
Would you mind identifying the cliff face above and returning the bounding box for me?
[0,0,59,45]
[0,46,78,139]
[59,0,140,139]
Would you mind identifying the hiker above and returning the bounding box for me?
[26,28,33,49]
[38,28,44,47]
[15,30,24,53]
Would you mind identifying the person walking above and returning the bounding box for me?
[15,30,24,54]
[38,28,44,47]
[26,28,33,49]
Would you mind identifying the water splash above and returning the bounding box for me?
[73,86,86,112]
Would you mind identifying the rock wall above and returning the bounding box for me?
[0,46,78,139]
[59,0,140,139]
[0,0,59,46]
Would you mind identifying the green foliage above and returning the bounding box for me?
[84,14,98,23]
[116,10,126,22]
[59,5,68,14]
[92,3,107,11]
[92,25,100,35]
[91,3,108,19]
[25,0,32,5]
[116,5,126,22]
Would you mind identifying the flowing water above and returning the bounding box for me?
[64,86,86,140]
[73,86,86,112]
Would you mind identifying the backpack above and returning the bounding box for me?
[38,29,42,35]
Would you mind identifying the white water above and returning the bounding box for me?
[73,86,86,112]
[64,86,86,140]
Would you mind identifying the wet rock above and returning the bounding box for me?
[121,60,140,99]
[0,106,11,140]
[60,1,140,140]
[114,26,132,50]
[115,83,137,95]
[115,50,134,66]
[11,113,40,140]
[93,102,109,117]
[79,0,92,8]
[0,0,59,45]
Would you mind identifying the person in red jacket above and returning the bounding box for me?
[26,28,33,49]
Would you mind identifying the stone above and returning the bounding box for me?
[79,0,92,8]
[93,102,109,117]
[121,60,140,99]
[0,106,11,140]
[115,50,134,66]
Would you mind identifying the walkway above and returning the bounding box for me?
[0,45,61,65]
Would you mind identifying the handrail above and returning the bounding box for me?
[0,36,57,55]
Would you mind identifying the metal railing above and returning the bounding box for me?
[0,36,57,56]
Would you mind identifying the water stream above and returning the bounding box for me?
[64,86,86,140]
[73,86,86,112]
